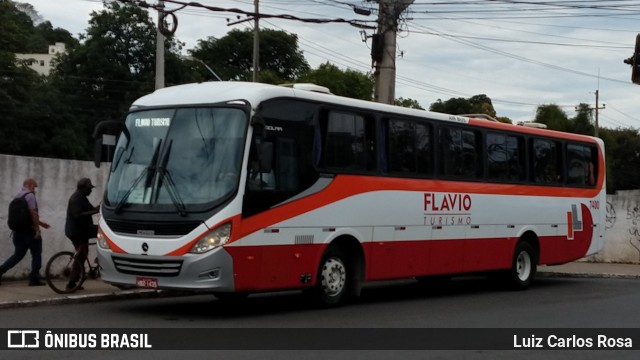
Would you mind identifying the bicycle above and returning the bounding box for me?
[45,242,100,294]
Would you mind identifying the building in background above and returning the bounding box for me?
[15,43,66,76]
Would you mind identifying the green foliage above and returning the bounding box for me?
[429,94,496,117]
[298,62,373,100]
[599,127,640,192]
[495,116,513,124]
[191,28,310,83]
[50,2,159,158]
[395,97,424,110]
[534,104,571,132]
[0,0,34,53]
[572,103,595,136]
[29,21,79,53]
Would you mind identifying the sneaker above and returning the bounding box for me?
[28,281,45,286]
[65,282,77,290]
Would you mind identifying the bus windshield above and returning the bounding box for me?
[106,107,247,212]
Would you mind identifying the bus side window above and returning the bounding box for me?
[386,118,432,177]
[566,143,596,187]
[438,126,481,179]
[588,146,598,186]
[532,138,562,185]
[487,133,526,183]
[323,110,375,172]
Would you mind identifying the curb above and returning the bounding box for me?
[536,271,640,280]
[0,289,194,310]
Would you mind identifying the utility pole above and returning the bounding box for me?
[228,1,260,82]
[577,91,605,137]
[155,1,165,90]
[594,90,605,137]
[253,0,260,82]
[373,0,413,104]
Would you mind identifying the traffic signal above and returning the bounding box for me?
[624,34,640,85]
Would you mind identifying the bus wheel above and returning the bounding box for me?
[314,247,350,307]
[506,241,537,290]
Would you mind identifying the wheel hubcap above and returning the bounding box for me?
[321,257,346,296]
[516,251,531,281]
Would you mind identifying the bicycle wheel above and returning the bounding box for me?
[45,251,85,294]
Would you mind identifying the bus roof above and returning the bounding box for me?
[131,81,599,144]
[131,81,460,123]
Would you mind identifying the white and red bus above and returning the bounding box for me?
[94,81,606,306]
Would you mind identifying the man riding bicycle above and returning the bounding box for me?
[65,178,99,290]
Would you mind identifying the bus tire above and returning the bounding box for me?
[313,247,351,307]
[506,241,537,290]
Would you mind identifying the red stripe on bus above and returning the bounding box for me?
[227,231,591,292]
[235,175,602,242]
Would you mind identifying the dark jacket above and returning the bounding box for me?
[65,190,97,239]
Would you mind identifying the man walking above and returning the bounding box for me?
[0,178,51,286]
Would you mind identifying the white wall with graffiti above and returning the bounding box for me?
[590,190,640,264]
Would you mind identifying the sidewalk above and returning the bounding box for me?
[0,262,639,309]
[536,261,640,279]
[0,278,188,309]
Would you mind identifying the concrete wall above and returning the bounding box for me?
[589,190,640,264]
[0,154,109,280]
[1,154,639,279]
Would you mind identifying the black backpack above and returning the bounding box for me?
[7,192,33,231]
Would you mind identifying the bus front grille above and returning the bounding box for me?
[105,220,201,236]
[112,256,183,277]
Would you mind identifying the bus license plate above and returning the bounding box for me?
[136,277,158,289]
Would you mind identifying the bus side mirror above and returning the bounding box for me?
[93,137,103,168]
[251,115,266,138]
[92,121,126,168]
[260,142,273,173]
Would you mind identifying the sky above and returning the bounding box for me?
[17,0,640,129]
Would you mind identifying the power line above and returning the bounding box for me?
[408,22,631,84]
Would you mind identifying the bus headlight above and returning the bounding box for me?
[189,223,231,254]
[97,227,110,249]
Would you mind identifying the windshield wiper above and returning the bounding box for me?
[157,168,187,217]
[114,140,161,214]
[157,141,187,217]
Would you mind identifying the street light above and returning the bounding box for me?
[181,55,223,81]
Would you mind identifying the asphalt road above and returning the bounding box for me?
[2,276,640,359]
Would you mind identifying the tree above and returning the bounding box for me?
[429,94,497,118]
[13,1,42,24]
[395,97,424,110]
[191,28,310,83]
[298,63,373,100]
[534,104,571,132]
[0,0,34,53]
[600,127,640,192]
[28,21,78,53]
[469,94,496,118]
[0,0,42,155]
[571,103,595,136]
[51,1,191,158]
[495,116,513,124]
